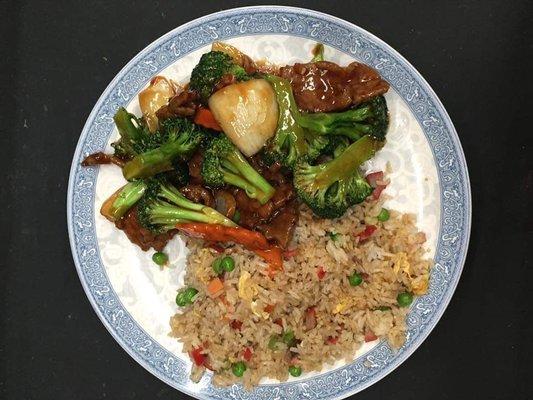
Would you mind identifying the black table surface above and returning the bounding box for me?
[1,1,532,399]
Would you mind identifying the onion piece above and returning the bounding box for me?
[138,76,179,132]
[214,190,236,219]
[208,79,279,156]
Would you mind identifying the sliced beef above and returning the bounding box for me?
[279,61,389,112]
[179,184,215,208]
[81,152,126,167]
[188,150,204,184]
[156,90,200,119]
[257,200,298,249]
[115,207,175,252]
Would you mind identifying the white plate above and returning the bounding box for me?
[68,6,471,399]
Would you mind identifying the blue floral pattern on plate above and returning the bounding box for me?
[67,6,471,399]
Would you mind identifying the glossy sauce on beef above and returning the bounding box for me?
[257,200,298,249]
[115,207,176,251]
[279,61,389,112]
[81,152,126,167]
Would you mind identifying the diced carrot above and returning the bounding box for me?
[273,318,283,327]
[207,277,224,297]
[316,266,326,280]
[194,107,222,131]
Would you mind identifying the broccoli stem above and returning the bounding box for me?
[149,201,221,225]
[122,139,188,180]
[101,181,146,221]
[264,75,309,160]
[225,150,275,200]
[315,135,383,187]
[222,171,271,204]
[157,185,237,227]
[295,106,371,134]
[113,107,143,144]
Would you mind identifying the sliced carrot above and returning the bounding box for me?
[207,277,224,297]
[176,223,270,251]
[194,107,222,131]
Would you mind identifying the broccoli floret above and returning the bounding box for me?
[262,75,329,169]
[137,178,236,234]
[122,117,208,180]
[202,135,275,205]
[189,51,250,103]
[295,96,390,141]
[111,107,151,159]
[161,160,190,188]
[294,135,384,218]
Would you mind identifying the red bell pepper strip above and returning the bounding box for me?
[175,223,270,250]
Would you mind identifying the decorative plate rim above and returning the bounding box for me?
[67,6,471,399]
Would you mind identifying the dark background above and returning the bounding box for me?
[1,0,532,399]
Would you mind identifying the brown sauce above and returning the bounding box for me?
[279,61,389,112]
[81,152,126,167]
[115,207,176,251]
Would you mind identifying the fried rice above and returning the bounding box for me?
[170,191,432,388]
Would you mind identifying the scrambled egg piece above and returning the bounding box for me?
[238,271,258,302]
[411,274,430,295]
[250,301,270,319]
[393,252,411,278]
[333,298,351,314]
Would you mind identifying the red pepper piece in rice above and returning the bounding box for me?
[358,225,377,241]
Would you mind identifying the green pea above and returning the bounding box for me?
[231,361,247,377]
[212,258,224,275]
[175,287,198,307]
[288,365,302,377]
[233,210,241,223]
[348,272,363,286]
[397,292,413,307]
[282,330,296,346]
[152,252,168,266]
[328,231,340,241]
[268,335,281,351]
[175,290,189,307]
[183,287,199,303]
[377,208,390,222]
[221,256,235,272]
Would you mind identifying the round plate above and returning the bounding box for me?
[67,6,471,399]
